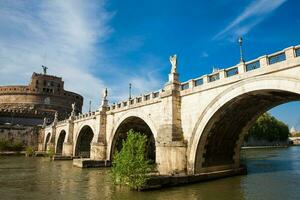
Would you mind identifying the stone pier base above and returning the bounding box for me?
[142,165,247,190]
[90,143,107,160]
[156,141,187,175]
[73,158,111,168]
[62,142,73,157]
[52,155,73,161]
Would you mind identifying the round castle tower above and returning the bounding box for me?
[0,71,83,125]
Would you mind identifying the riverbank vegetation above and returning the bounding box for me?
[25,146,35,156]
[0,139,24,151]
[47,146,55,157]
[110,129,152,190]
[245,113,289,144]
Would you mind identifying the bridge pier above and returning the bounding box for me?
[90,142,107,160]
[62,142,73,157]
[46,142,55,152]
[156,141,187,175]
[155,69,188,175]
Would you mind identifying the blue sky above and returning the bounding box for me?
[0,0,299,129]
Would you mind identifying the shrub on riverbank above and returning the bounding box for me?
[110,129,152,190]
[0,139,24,151]
[47,146,55,157]
[245,113,289,143]
[25,146,35,156]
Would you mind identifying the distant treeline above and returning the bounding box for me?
[245,113,289,142]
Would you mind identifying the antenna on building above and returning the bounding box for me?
[129,83,132,100]
[238,36,244,63]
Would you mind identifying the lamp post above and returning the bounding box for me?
[238,36,244,63]
[89,100,92,113]
[129,83,132,100]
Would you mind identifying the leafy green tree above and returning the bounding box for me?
[246,113,289,142]
[111,129,151,190]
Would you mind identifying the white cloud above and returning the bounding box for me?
[0,0,112,111]
[214,0,287,40]
[0,0,165,113]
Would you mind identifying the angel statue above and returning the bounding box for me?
[42,65,48,75]
[101,88,108,107]
[169,54,177,73]
[71,102,76,112]
[42,117,47,127]
[103,88,108,100]
[54,112,58,122]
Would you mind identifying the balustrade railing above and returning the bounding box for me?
[180,45,299,91]
[246,60,260,71]
[268,52,286,65]
[296,48,300,57]
[105,45,299,110]
[226,67,239,77]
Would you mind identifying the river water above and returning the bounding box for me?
[1,147,300,200]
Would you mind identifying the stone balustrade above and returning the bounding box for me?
[180,45,300,91]
[108,90,161,112]
[45,45,300,128]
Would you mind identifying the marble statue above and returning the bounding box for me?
[169,54,177,73]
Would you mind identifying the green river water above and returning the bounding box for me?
[1,146,300,200]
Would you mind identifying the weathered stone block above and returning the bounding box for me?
[62,142,73,156]
[90,142,107,160]
[156,141,187,175]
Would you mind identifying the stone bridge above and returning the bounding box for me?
[39,45,300,175]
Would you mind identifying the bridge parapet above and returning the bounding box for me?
[181,45,300,91]
[180,45,300,93]
[108,90,161,113]
[56,119,68,126]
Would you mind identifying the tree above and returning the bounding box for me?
[110,129,151,190]
[246,113,290,142]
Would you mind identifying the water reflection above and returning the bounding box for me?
[0,147,300,200]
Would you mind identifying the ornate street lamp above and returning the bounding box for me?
[129,83,132,100]
[238,36,244,63]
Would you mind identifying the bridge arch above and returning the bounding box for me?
[56,130,66,155]
[108,112,157,162]
[189,76,300,174]
[74,125,94,158]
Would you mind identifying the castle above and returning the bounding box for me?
[0,69,83,147]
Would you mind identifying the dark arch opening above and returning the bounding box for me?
[44,133,51,150]
[195,90,300,172]
[75,126,94,158]
[111,116,156,163]
[56,130,66,155]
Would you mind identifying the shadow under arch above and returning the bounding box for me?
[75,125,94,158]
[56,130,66,155]
[189,77,300,173]
[110,116,156,163]
[44,132,51,151]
